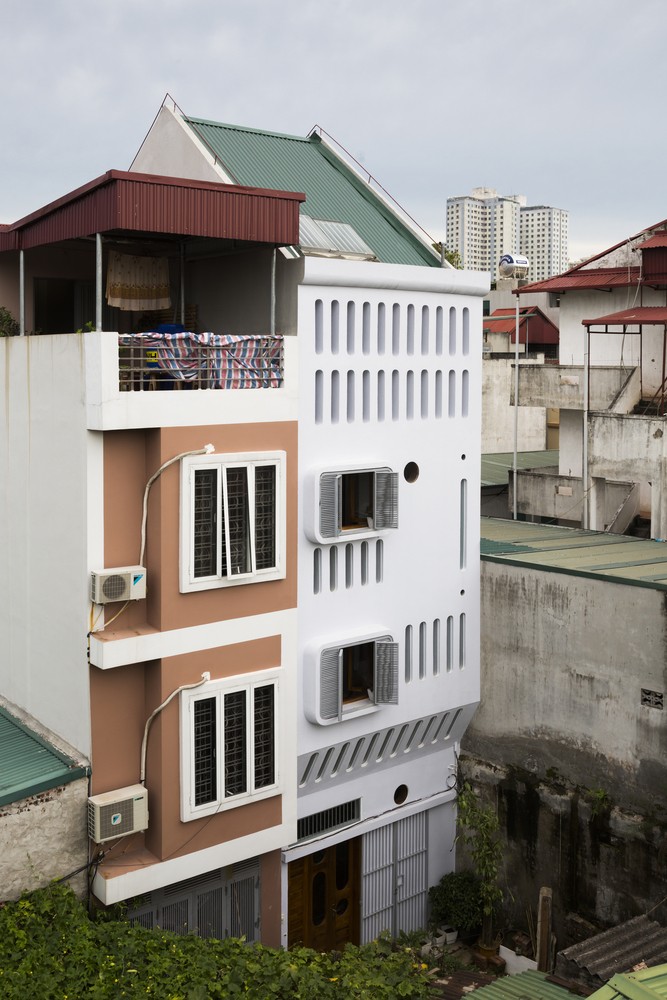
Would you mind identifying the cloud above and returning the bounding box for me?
[1,0,666,257]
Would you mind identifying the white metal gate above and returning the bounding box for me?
[127,859,260,942]
[361,811,428,942]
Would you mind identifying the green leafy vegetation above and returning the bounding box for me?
[0,884,431,999]
[428,870,483,935]
[0,305,19,337]
[456,781,503,949]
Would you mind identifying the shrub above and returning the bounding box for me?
[428,870,482,934]
[0,884,431,999]
[0,306,19,337]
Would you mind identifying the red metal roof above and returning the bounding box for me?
[483,306,559,344]
[583,307,667,327]
[0,170,304,252]
[516,267,641,294]
[636,232,667,249]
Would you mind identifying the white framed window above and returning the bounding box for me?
[180,451,286,592]
[309,634,399,726]
[180,671,279,821]
[306,466,398,543]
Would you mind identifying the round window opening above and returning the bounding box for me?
[394,784,409,805]
[404,462,419,483]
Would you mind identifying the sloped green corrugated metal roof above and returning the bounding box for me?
[468,970,574,1000]
[481,450,558,487]
[185,117,439,268]
[481,517,667,592]
[0,706,88,806]
[590,964,667,1000]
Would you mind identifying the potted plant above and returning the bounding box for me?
[456,780,503,954]
[428,869,483,941]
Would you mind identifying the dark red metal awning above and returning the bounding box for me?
[0,170,305,252]
[582,307,667,327]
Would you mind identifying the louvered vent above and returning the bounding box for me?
[297,800,361,841]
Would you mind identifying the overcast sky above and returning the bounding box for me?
[2,0,666,263]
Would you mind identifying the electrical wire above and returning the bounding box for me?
[140,674,209,783]
[140,444,214,568]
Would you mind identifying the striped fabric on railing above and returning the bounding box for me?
[118,331,283,389]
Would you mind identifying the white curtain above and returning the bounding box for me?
[106,250,171,311]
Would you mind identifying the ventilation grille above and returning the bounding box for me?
[297,800,361,841]
[641,688,664,710]
[298,708,465,791]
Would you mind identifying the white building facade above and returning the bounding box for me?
[446,187,568,281]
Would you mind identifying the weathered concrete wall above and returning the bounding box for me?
[0,779,89,900]
[482,357,547,453]
[462,560,667,943]
[458,756,667,946]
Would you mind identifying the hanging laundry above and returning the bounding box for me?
[106,250,171,311]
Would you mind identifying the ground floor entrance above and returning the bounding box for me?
[287,838,361,949]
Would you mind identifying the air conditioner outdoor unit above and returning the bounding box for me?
[90,566,147,604]
[88,784,149,843]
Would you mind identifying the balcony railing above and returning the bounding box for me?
[118,331,284,392]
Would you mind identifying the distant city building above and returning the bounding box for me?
[446,188,568,282]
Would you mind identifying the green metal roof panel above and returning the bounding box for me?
[481,450,559,487]
[469,970,574,1000]
[590,965,667,1000]
[481,517,667,592]
[0,706,88,806]
[185,118,439,268]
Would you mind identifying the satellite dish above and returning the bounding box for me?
[498,253,529,279]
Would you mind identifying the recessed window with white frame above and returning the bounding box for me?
[315,634,399,726]
[180,671,279,821]
[313,466,398,543]
[180,451,286,592]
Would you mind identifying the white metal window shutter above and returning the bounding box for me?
[374,641,399,704]
[320,646,342,721]
[319,473,341,538]
[373,471,399,529]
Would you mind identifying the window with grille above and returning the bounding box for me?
[181,672,279,820]
[181,452,285,592]
[311,634,399,726]
[316,467,398,542]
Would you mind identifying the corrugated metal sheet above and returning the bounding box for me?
[0,705,88,806]
[582,307,667,327]
[557,917,667,986]
[185,117,439,268]
[430,969,494,999]
[481,517,667,592]
[483,307,559,344]
[2,170,303,251]
[591,964,667,1000]
[481,451,558,487]
[468,970,576,1000]
[518,268,641,294]
[637,233,667,249]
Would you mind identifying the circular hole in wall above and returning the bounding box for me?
[404,462,419,483]
[461,454,466,460]
[460,589,465,596]
[394,784,409,805]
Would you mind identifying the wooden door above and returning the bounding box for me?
[288,838,360,950]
